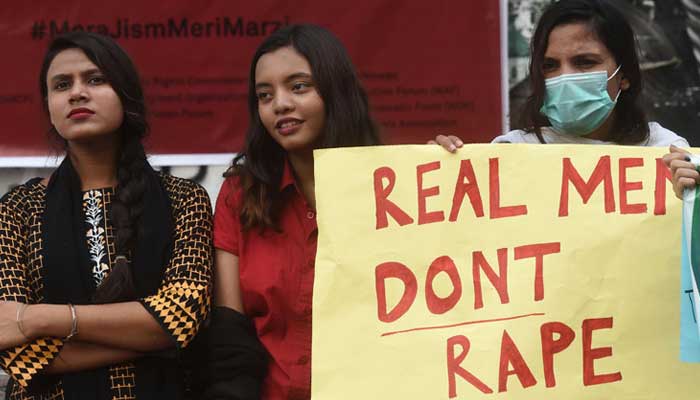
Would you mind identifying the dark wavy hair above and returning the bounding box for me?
[521,0,649,144]
[227,24,381,231]
[39,31,147,302]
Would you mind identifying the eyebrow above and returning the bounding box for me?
[284,72,312,82]
[255,72,313,90]
[49,68,103,84]
[570,53,602,58]
[544,52,602,59]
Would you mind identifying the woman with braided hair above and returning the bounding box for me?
[0,31,212,399]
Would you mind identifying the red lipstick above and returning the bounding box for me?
[67,108,95,120]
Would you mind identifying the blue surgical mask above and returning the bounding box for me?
[539,65,622,136]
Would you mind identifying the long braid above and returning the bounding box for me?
[92,134,147,303]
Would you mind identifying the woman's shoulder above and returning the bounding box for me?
[214,174,244,211]
[644,122,690,147]
[0,178,46,218]
[491,129,542,144]
[158,173,211,207]
[1,178,45,205]
[219,173,243,192]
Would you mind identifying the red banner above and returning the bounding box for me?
[0,1,503,158]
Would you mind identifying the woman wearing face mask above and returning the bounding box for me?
[436,0,689,149]
[0,31,212,399]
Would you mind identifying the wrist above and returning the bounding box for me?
[23,304,72,339]
[22,304,46,339]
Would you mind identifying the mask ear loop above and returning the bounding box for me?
[607,65,623,81]
[612,89,622,102]
[608,65,623,102]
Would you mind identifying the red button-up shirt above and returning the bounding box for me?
[214,162,317,400]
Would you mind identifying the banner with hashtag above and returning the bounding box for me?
[0,1,503,162]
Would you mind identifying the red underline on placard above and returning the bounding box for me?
[380,312,546,337]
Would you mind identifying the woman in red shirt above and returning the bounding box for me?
[212,24,381,399]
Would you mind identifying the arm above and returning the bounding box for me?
[212,177,244,314]
[43,341,141,374]
[0,194,141,384]
[22,301,172,352]
[214,249,244,311]
[189,180,267,399]
[0,302,141,375]
[15,182,212,353]
[0,194,63,388]
[138,182,213,350]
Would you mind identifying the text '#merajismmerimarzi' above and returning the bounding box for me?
[29,17,290,40]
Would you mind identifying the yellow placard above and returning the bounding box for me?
[311,144,700,399]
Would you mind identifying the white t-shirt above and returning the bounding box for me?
[491,122,689,147]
